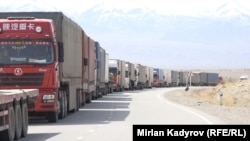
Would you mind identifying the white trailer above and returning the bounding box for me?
[134,64,139,89]
[105,53,113,94]
[124,62,130,90]
[128,62,135,90]
[95,42,107,98]
[163,69,179,87]
[137,64,147,89]
[145,66,153,88]
[0,89,38,141]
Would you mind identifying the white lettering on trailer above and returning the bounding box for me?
[19,23,27,30]
[2,23,32,31]
[3,23,10,30]
[11,23,18,30]
[28,23,35,30]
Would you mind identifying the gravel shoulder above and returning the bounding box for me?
[163,86,250,124]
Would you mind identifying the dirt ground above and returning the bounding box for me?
[188,80,250,107]
[164,80,250,124]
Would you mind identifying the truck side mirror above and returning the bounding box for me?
[58,42,64,62]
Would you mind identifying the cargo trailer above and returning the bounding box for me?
[0,89,38,141]
[0,12,94,122]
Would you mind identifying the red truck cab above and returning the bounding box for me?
[0,17,63,122]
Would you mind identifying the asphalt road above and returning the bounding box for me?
[19,87,225,141]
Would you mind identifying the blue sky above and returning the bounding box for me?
[1,0,250,69]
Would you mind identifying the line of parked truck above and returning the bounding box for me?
[0,12,220,141]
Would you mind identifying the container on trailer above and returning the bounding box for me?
[207,72,219,86]
[95,42,107,98]
[191,72,200,86]
[0,89,38,141]
[200,72,208,86]
[0,12,92,122]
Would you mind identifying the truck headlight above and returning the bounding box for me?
[42,94,55,103]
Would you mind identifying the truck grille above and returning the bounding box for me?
[0,73,44,86]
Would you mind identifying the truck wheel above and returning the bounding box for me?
[59,91,65,119]
[21,103,28,137]
[86,93,92,103]
[1,106,15,141]
[64,91,68,118]
[48,112,58,122]
[15,104,22,140]
[76,92,80,111]
[81,92,85,106]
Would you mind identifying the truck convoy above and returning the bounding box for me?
[0,11,223,141]
[0,89,38,141]
[0,12,96,123]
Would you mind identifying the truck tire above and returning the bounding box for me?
[21,102,28,137]
[48,112,58,123]
[59,91,65,119]
[76,92,80,111]
[64,91,68,117]
[14,104,22,140]
[81,92,85,106]
[1,106,15,141]
[86,93,92,103]
[110,87,113,93]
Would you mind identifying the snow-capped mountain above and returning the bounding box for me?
[0,0,249,69]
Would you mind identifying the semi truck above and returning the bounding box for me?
[207,72,219,86]
[152,68,165,87]
[85,37,96,103]
[200,72,208,86]
[95,42,111,98]
[137,64,147,89]
[163,69,171,87]
[0,12,95,122]
[134,64,139,89]
[161,69,179,87]
[105,53,112,94]
[145,66,153,88]
[124,62,130,90]
[191,72,200,86]
[108,59,126,92]
[127,62,135,90]
[178,71,189,86]
[0,89,38,141]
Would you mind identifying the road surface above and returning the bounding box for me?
[19,87,224,141]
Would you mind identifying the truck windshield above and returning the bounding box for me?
[109,67,118,75]
[0,40,54,65]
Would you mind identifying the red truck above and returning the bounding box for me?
[0,12,96,122]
